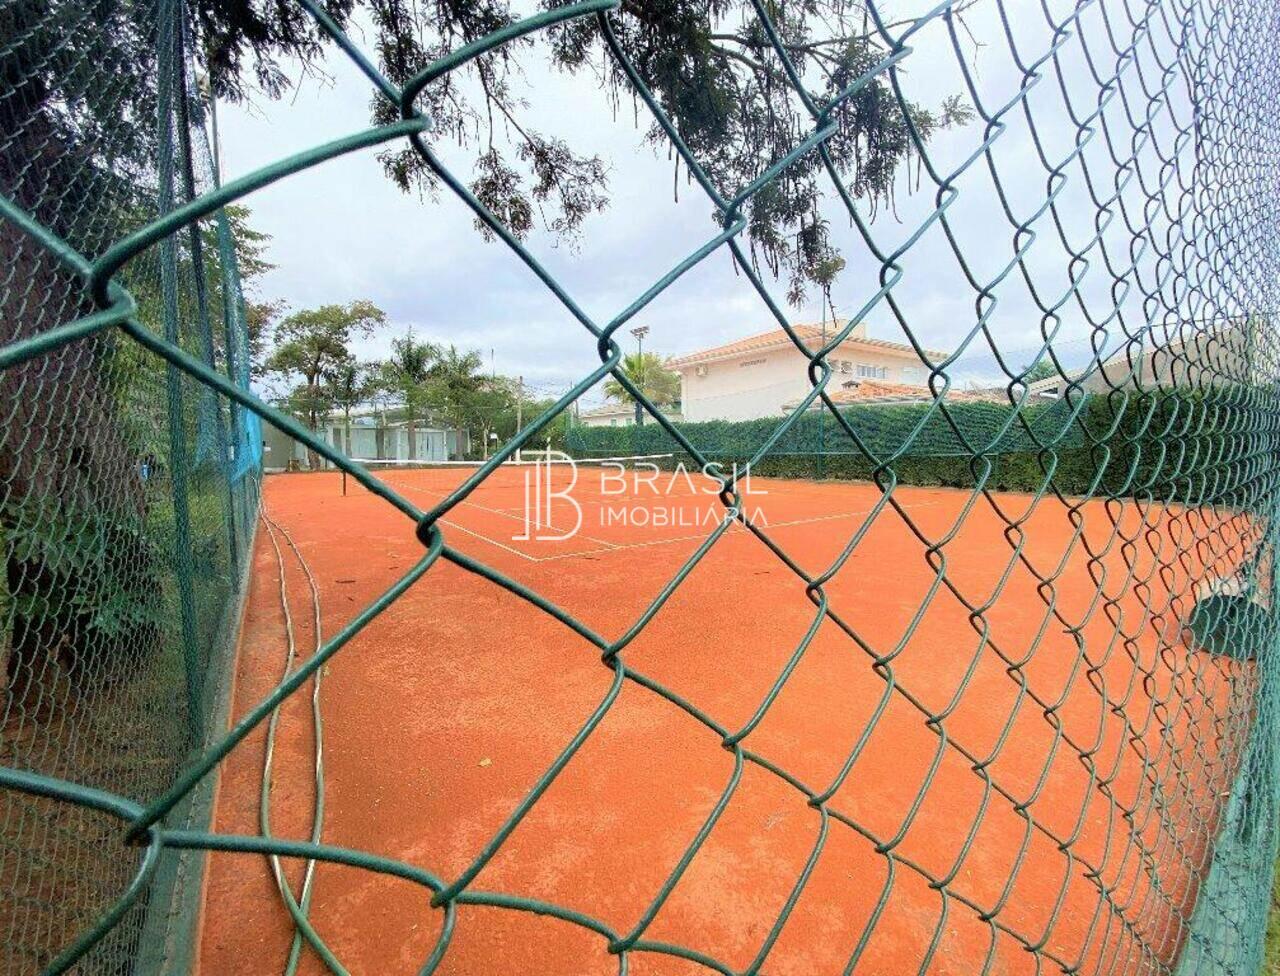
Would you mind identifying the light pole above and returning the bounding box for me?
[630,325,650,426]
[819,315,826,479]
[515,374,523,462]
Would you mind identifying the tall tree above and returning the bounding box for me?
[0,8,278,694]
[604,351,681,424]
[215,205,279,382]
[186,1,971,305]
[266,300,385,464]
[116,204,277,385]
[328,356,378,455]
[431,344,484,415]
[430,345,485,389]
[379,331,441,460]
[499,391,569,455]
[467,378,517,459]
[1020,359,1058,383]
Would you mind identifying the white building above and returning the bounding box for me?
[327,418,467,461]
[668,322,945,422]
[1021,319,1262,400]
[577,402,683,427]
[263,414,469,471]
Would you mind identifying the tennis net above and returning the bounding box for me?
[339,452,678,495]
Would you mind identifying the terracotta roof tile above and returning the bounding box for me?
[827,380,926,403]
[784,380,1008,409]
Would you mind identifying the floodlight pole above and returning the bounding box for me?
[819,316,826,479]
[631,325,650,426]
[516,375,523,463]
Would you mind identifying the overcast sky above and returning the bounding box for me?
[216,0,1192,404]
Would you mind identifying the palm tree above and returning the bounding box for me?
[430,345,485,396]
[1020,359,1058,383]
[380,331,439,460]
[429,345,486,457]
[327,357,376,455]
[603,352,680,424]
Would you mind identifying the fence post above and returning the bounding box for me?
[156,0,202,737]
[214,215,248,544]
[173,17,240,590]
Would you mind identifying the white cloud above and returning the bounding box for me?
[217,1,1180,402]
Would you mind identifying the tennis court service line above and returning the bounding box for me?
[438,501,935,564]
[534,501,937,562]
[376,469,935,564]
[379,474,621,550]
[437,517,541,562]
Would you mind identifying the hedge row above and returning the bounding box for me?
[573,397,1083,460]
[567,390,1280,502]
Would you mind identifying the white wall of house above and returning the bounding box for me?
[328,422,448,460]
[578,405,638,427]
[446,428,470,458]
[578,404,684,427]
[1028,321,1258,397]
[263,419,459,469]
[1080,324,1257,393]
[677,340,929,422]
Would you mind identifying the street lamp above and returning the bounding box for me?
[630,325,650,426]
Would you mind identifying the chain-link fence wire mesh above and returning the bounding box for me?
[565,366,1280,490]
[0,0,260,969]
[2,0,1280,973]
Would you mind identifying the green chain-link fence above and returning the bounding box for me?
[2,0,1280,973]
[565,390,1273,494]
[0,0,260,969]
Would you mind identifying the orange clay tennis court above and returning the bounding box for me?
[195,463,1257,975]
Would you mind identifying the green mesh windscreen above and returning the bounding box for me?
[0,0,259,970]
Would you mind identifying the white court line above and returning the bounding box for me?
[381,475,620,549]
[413,488,935,567]
[438,518,538,562]
[533,501,936,562]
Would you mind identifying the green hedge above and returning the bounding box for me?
[573,397,1081,459]
[567,390,1278,503]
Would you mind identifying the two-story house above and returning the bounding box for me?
[667,321,946,422]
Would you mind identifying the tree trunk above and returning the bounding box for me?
[407,416,416,460]
[304,396,320,470]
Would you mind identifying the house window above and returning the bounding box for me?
[610,419,617,426]
[857,363,887,379]
[902,366,920,382]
